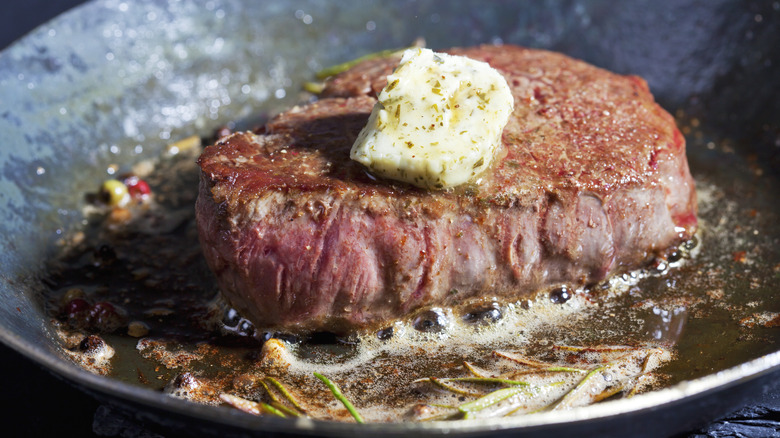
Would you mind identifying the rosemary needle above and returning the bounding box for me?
[446,377,529,386]
[271,401,301,418]
[463,361,489,378]
[264,377,306,413]
[550,366,605,410]
[510,366,587,376]
[459,386,529,415]
[315,48,405,79]
[259,380,281,404]
[553,344,636,353]
[260,402,287,418]
[303,81,325,94]
[544,366,587,373]
[427,377,483,396]
[313,372,365,424]
[493,350,552,368]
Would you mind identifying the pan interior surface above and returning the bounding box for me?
[0,0,778,435]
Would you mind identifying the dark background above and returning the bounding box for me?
[1,0,87,50]
[1,1,778,437]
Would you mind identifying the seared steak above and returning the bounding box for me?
[196,45,697,333]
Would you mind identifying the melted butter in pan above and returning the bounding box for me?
[43,130,780,422]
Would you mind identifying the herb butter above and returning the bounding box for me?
[350,48,514,189]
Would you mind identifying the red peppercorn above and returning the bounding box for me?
[90,301,124,332]
[123,175,151,200]
[90,301,116,321]
[63,298,91,318]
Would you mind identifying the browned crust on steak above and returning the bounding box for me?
[197,45,697,333]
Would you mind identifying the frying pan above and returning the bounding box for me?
[1,0,778,436]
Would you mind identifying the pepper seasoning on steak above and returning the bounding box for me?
[196,45,697,333]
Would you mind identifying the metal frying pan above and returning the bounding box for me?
[1,0,778,436]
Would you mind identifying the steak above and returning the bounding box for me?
[196,45,697,333]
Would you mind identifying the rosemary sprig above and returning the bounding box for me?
[260,402,287,418]
[549,366,605,411]
[458,386,530,417]
[222,346,665,421]
[626,377,645,398]
[505,404,526,416]
[426,377,483,396]
[415,376,528,386]
[304,44,419,94]
[510,366,587,375]
[592,383,626,403]
[313,372,364,423]
[463,361,489,378]
[259,380,281,405]
[445,377,529,386]
[315,47,407,80]
[494,350,587,374]
[626,349,660,398]
[493,350,553,368]
[553,344,637,353]
[303,81,326,94]
[270,401,301,418]
[264,377,306,413]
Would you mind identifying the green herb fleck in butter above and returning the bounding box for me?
[350,48,514,189]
